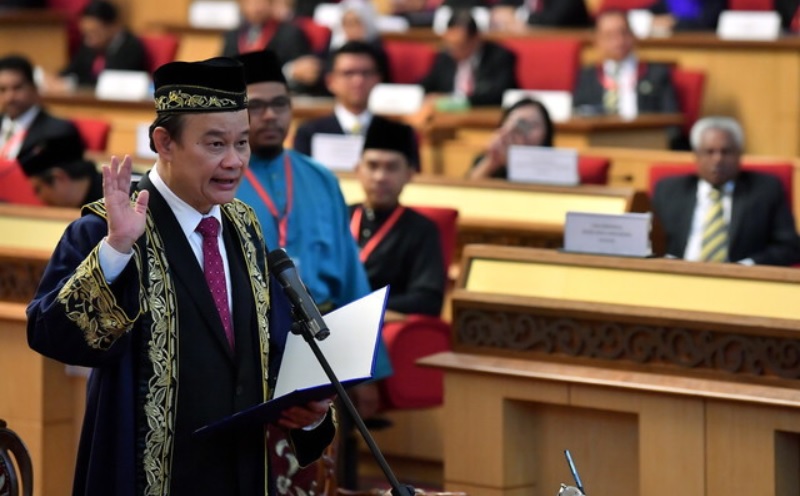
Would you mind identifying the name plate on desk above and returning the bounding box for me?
[433,6,490,34]
[368,84,424,115]
[95,70,151,101]
[717,11,781,41]
[311,133,363,171]
[508,146,579,186]
[502,89,572,122]
[136,123,158,160]
[189,0,240,29]
[627,9,654,38]
[564,212,652,257]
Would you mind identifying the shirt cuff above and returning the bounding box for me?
[98,237,134,283]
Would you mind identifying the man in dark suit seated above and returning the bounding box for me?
[647,0,725,32]
[293,41,419,168]
[59,1,147,87]
[0,55,83,161]
[652,117,800,266]
[222,0,319,93]
[18,133,102,208]
[418,9,517,107]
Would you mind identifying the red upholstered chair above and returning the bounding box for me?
[670,68,706,136]
[728,0,774,10]
[0,419,34,496]
[648,162,794,206]
[139,33,180,74]
[71,117,111,152]
[0,160,42,206]
[383,40,438,85]
[294,17,332,53]
[499,38,582,91]
[377,206,458,410]
[578,155,611,185]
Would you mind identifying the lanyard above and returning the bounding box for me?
[238,23,276,54]
[244,153,293,248]
[350,205,406,263]
[0,127,26,159]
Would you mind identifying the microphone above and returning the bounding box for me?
[267,249,330,341]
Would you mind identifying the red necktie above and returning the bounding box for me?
[792,6,800,33]
[91,54,106,78]
[196,217,235,350]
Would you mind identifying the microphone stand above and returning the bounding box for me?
[293,319,414,496]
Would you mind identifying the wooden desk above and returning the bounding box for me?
[0,10,68,73]
[337,173,646,254]
[423,245,800,496]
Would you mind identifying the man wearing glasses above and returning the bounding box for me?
[293,41,419,169]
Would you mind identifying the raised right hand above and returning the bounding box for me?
[103,155,149,253]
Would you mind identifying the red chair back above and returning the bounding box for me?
[410,206,458,269]
[71,117,111,152]
[578,155,611,185]
[671,68,706,135]
[648,162,794,206]
[499,38,581,91]
[139,33,180,74]
[383,40,438,85]
[294,17,332,53]
[0,160,42,206]
[728,0,774,10]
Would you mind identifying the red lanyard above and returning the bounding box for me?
[244,153,293,248]
[238,23,277,54]
[0,128,26,159]
[350,205,406,263]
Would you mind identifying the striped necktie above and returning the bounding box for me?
[700,187,728,262]
[603,65,620,115]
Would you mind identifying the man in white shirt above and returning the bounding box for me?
[0,55,82,161]
[651,116,800,266]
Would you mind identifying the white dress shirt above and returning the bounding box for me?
[603,55,638,119]
[98,164,233,312]
[683,179,734,262]
[0,105,40,159]
[334,104,372,135]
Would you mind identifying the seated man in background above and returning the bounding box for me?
[350,115,445,317]
[18,133,102,208]
[293,41,417,167]
[573,9,679,120]
[0,54,82,161]
[59,1,147,87]
[651,117,800,266]
[419,9,517,106]
[468,98,553,180]
[222,0,319,93]
[647,0,725,32]
[490,0,591,31]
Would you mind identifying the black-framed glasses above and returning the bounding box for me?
[248,97,291,115]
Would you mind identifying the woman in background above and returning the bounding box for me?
[326,0,391,83]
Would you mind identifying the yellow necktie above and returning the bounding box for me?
[700,187,728,262]
[350,121,362,135]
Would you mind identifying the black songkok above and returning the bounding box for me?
[153,57,247,114]
[235,50,287,85]
[18,133,87,177]
[362,117,418,168]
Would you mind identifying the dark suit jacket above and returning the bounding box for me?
[776,0,800,30]
[60,30,147,87]
[221,21,311,64]
[648,0,725,30]
[418,40,517,106]
[497,0,592,27]
[293,113,421,169]
[572,61,679,115]
[7,108,83,162]
[651,171,800,266]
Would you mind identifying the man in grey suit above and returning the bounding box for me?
[651,117,800,266]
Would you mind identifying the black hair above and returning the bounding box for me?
[500,98,555,147]
[446,9,479,38]
[595,8,631,30]
[149,113,188,152]
[0,55,35,86]
[81,0,119,24]
[39,160,97,183]
[331,40,381,72]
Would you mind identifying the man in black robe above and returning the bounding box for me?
[27,56,335,496]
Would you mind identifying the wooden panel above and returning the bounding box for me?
[0,11,68,73]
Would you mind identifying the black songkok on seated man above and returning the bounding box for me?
[235,49,287,85]
[153,56,248,113]
[362,116,419,170]
[18,132,88,177]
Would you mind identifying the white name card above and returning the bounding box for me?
[376,15,410,33]
[188,1,240,29]
[507,145,579,186]
[717,11,781,41]
[628,9,654,39]
[368,83,425,115]
[95,70,151,101]
[433,6,490,34]
[313,3,342,29]
[502,89,573,123]
[311,133,364,171]
[564,212,652,257]
[136,123,158,160]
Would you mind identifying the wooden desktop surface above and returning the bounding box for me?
[0,9,68,73]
